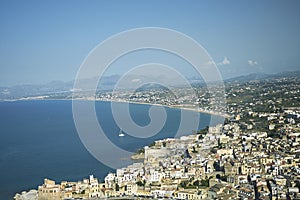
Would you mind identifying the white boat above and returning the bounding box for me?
[118,129,125,137]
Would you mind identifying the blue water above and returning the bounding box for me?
[0,100,223,199]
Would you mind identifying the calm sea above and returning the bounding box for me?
[0,100,223,199]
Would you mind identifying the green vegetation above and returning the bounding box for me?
[149,141,156,147]
[200,179,210,187]
[268,131,282,139]
[221,175,228,182]
[198,134,204,139]
[179,180,189,188]
[136,180,146,187]
[191,178,210,187]
[136,148,145,154]
[193,180,200,186]
[179,177,211,189]
[115,183,120,191]
[295,180,300,190]
[197,126,209,135]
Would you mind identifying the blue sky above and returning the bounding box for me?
[0,0,299,86]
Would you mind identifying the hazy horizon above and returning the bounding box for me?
[1,69,300,88]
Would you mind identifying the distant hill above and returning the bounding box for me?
[225,70,300,83]
[0,75,121,100]
[1,70,299,100]
[271,70,300,78]
[225,73,269,83]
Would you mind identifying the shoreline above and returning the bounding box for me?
[94,98,229,118]
[9,98,225,199]
[0,97,229,118]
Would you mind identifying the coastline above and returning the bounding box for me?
[95,99,229,118]
[8,98,225,199]
[0,97,229,118]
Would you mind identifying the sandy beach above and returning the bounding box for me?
[97,98,229,118]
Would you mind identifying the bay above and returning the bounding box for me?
[0,100,223,199]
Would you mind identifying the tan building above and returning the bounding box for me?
[38,179,61,200]
[175,188,207,199]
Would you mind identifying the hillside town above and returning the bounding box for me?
[15,76,300,199]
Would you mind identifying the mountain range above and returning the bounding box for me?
[1,70,299,100]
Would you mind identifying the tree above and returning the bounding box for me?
[213,161,221,171]
[197,126,209,135]
[136,180,145,187]
[136,148,145,154]
[220,175,228,182]
[193,180,200,186]
[200,179,209,187]
[180,181,188,188]
[149,141,156,147]
[115,183,120,191]
[295,180,300,190]
[198,134,204,140]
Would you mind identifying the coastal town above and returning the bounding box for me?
[14,75,300,200]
